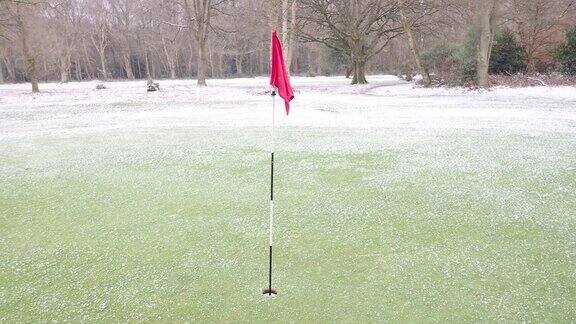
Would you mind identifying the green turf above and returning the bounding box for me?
[1,127,575,322]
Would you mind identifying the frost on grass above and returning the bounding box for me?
[0,76,575,141]
[0,76,575,322]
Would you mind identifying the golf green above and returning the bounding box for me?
[1,126,575,322]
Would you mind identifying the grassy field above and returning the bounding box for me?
[2,128,575,322]
[1,77,575,321]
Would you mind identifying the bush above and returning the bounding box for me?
[555,27,576,76]
[490,28,526,74]
[422,44,458,75]
[457,29,479,82]
[423,28,528,86]
[422,43,461,85]
[327,48,348,76]
[422,30,477,86]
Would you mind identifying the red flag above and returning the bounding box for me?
[270,30,294,114]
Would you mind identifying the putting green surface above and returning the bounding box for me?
[1,125,575,322]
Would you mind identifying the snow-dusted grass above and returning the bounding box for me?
[1,76,575,321]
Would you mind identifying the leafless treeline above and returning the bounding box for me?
[0,0,575,91]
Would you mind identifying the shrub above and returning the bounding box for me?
[327,48,348,76]
[489,28,526,74]
[555,27,576,76]
[423,28,529,86]
[422,30,477,86]
[422,43,460,85]
[457,29,479,82]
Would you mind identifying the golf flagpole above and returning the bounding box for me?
[266,88,276,297]
[264,30,293,298]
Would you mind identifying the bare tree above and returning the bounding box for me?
[0,3,8,83]
[282,0,297,73]
[476,0,499,87]
[184,0,218,86]
[398,0,431,86]
[0,0,574,86]
[90,1,110,80]
[1,45,16,82]
[507,0,576,72]
[213,0,267,77]
[154,1,185,79]
[48,0,83,83]
[300,0,404,84]
[108,0,136,79]
[0,1,13,39]
[15,2,39,92]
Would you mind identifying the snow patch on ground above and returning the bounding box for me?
[0,75,575,140]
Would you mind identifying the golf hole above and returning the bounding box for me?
[262,288,277,299]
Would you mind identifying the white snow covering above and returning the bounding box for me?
[0,75,575,139]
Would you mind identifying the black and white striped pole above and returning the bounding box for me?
[263,89,278,298]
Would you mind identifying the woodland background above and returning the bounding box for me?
[0,0,575,91]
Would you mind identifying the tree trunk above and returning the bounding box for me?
[235,55,243,76]
[68,55,73,80]
[352,59,367,84]
[167,50,176,78]
[122,52,134,79]
[345,63,353,79]
[398,0,431,86]
[98,49,107,80]
[282,0,289,44]
[16,4,39,93]
[269,0,280,30]
[217,52,224,78]
[92,31,108,80]
[4,56,16,82]
[285,0,297,74]
[169,64,176,79]
[0,55,4,84]
[349,0,367,85]
[82,41,93,79]
[259,48,265,75]
[187,39,194,76]
[144,40,151,79]
[135,55,142,79]
[248,53,254,77]
[160,31,176,79]
[151,54,156,79]
[281,0,297,74]
[197,38,207,86]
[80,59,86,80]
[74,56,82,81]
[476,0,498,88]
[60,56,69,83]
[42,58,48,82]
[315,44,322,76]
[350,40,367,84]
[78,60,83,80]
[208,46,215,78]
[185,0,209,86]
